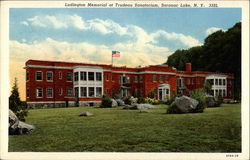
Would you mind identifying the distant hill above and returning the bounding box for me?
[165,22,241,99]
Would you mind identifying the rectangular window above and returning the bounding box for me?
[88,87,95,97]
[88,72,94,81]
[59,88,63,96]
[165,75,169,82]
[59,72,62,80]
[177,79,183,87]
[112,75,115,81]
[46,71,53,81]
[215,89,219,96]
[36,71,42,81]
[153,75,157,82]
[134,88,138,97]
[96,87,102,97]
[134,76,138,83]
[74,72,79,81]
[192,79,195,84]
[26,72,29,81]
[211,79,214,85]
[80,87,87,97]
[223,90,226,97]
[219,89,222,96]
[96,72,102,81]
[139,75,143,82]
[159,75,163,82]
[80,71,87,81]
[26,88,29,97]
[74,87,79,97]
[67,88,73,97]
[36,88,43,98]
[219,79,222,85]
[215,79,218,85]
[223,79,226,86]
[66,72,72,81]
[106,73,109,81]
[46,88,53,98]
[187,79,190,85]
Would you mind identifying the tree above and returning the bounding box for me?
[165,22,241,100]
[9,78,28,121]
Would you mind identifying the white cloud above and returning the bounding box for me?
[205,27,226,35]
[10,37,173,100]
[20,21,29,26]
[22,14,201,48]
[45,15,68,29]
[151,30,202,48]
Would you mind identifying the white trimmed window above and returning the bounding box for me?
[139,75,143,82]
[165,75,169,82]
[59,88,63,96]
[80,71,87,81]
[153,75,157,82]
[96,72,102,81]
[66,72,72,81]
[159,75,163,82]
[36,88,43,98]
[88,72,95,81]
[36,71,42,81]
[46,71,53,81]
[80,87,87,97]
[67,88,73,97]
[46,88,53,98]
[74,72,79,81]
[88,87,95,97]
[96,87,102,97]
[134,76,138,83]
[59,72,62,80]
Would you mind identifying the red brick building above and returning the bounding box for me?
[24,60,234,108]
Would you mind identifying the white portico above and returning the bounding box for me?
[73,66,103,98]
[205,75,227,97]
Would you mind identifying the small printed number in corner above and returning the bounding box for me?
[209,4,218,7]
[226,154,239,158]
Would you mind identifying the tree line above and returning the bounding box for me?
[165,22,241,100]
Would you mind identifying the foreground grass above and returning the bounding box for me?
[9,104,241,152]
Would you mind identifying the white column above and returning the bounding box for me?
[86,72,89,97]
[78,72,80,97]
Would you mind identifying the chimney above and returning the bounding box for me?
[185,63,192,72]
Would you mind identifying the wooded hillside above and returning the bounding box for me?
[165,22,241,99]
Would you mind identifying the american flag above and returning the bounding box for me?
[112,51,120,57]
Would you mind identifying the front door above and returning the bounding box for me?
[158,84,170,100]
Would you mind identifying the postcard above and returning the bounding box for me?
[0,0,249,160]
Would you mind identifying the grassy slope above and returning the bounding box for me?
[9,104,241,152]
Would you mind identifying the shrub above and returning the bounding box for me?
[123,96,132,105]
[190,88,207,113]
[214,95,223,107]
[164,93,177,105]
[144,97,159,105]
[9,78,28,121]
[137,97,145,104]
[100,94,112,108]
[147,90,155,99]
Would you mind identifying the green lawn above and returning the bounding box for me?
[9,104,241,152]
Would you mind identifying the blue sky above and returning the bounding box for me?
[10,8,241,50]
[9,8,241,100]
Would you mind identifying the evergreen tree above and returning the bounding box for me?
[165,22,241,100]
[9,78,28,121]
